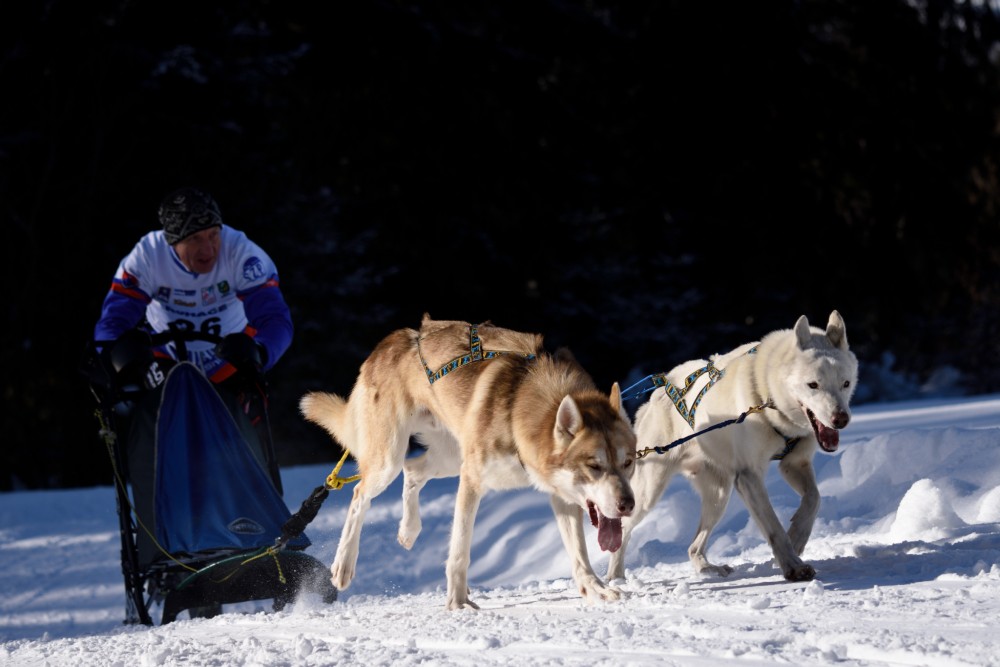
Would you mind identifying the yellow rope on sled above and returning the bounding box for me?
[325,448,361,490]
[194,447,362,587]
[227,548,287,584]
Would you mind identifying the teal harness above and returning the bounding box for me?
[645,363,725,429]
[623,346,801,461]
[419,324,536,385]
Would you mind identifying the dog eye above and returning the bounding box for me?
[588,462,603,473]
[843,380,851,389]
[622,458,634,469]
[807,382,819,389]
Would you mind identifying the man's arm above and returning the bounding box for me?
[240,282,293,372]
[94,285,150,346]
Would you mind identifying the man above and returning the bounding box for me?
[94,186,292,386]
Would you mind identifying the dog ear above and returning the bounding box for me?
[609,382,628,421]
[554,394,583,450]
[794,315,812,349]
[826,310,849,350]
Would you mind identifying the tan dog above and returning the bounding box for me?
[607,311,858,583]
[301,315,637,610]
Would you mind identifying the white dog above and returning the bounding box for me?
[607,311,858,582]
[301,315,637,609]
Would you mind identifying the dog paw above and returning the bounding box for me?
[397,519,422,550]
[581,578,624,602]
[699,564,734,578]
[446,596,481,611]
[783,563,816,582]
[330,562,355,590]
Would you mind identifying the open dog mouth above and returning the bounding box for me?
[805,407,840,453]
[587,501,623,552]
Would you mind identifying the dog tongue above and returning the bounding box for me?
[816,420,840,450]
[598,515,623,552]
[587,503,623,552]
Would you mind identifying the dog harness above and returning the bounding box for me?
[624,346,801,461]
[649,363,725,428]
[622,347,761,428]
[419,323,536,385]
[771,433,801,461]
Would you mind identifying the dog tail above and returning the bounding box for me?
[300,391,351,448]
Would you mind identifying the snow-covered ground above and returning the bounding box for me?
[2,393,1000,666]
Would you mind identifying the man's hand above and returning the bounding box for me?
[216,333,267,374]
[108,329,164,390]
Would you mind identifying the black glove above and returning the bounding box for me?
[108,329,166,390]
[215,333,267,375]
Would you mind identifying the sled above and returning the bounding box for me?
[83,331,337,625]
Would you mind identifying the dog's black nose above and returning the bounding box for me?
[832,411,850,429]
[618,496,635,516]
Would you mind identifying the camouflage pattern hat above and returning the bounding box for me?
[158,187,222,244]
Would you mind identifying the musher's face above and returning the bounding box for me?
[174,227,221,274]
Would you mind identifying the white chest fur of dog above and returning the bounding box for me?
[301,315,637,610]
[607,310,858,583]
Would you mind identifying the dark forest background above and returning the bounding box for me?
[2,1,999,490]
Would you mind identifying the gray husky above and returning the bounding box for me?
[607,311,858,582]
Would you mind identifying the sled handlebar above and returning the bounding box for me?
[93,329,224,349]
[149,330,224,346]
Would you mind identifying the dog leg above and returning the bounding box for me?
[331,426,408,590]
[399,433,462,549]
[733,468,815,581]
[551,495,622,602]
[399,456,428,550]
[688,465,735,577]
[606,457,678,581]
[778,458,820,556]
[331,481,375,590]
[446,473,483,610]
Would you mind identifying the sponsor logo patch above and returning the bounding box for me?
[227,517,266,535]
[242,257,265,282]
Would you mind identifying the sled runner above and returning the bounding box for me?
[83,330,337,625]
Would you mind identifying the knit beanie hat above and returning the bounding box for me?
[159,187,223,244]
